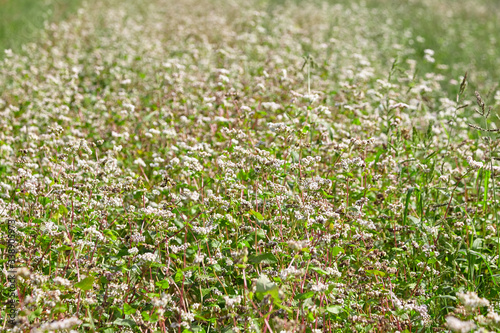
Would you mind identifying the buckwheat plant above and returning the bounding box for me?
[1,0,500,332]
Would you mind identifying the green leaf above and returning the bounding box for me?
[326,305,342,314]
[56,245,72,252]
[365,269,386,277]
[190,324,207,333]
[248,253,278,265]
[141,310,150,322]
[237,240,250,249]
[310,266,329,275]
[275,302,293,314]
[58,204,69,216]
[250,229,266,242]
[175,270,184,283]
[472,238,483,250]
[155,279,170,289]
[182,265,199,272]
[294,291,315,300]
[51,302,67,315]
[249,210,263,220]
[100,275,109,285]
[331,246,343,257]
[75,276,95,291]
[255,274,280,304]
[103,229,118,241]
[39,197,52,207]
[149,309,160,322]
[113,318,137,328]
[123,303,136,315]
[201,287,214,297]
[321,190,334,199]
[28,307,43,321]
[237,170,249,181]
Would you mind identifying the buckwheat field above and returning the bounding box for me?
[2,0,500,332]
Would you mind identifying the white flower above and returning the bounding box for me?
[218,74,230,83]
[54,276,72,287]
[457,291,490,309]
[33,317,82,332]
[389,102,409,110]
[224,295,242,308]
[303,93,319,103]
[134,158,146,167]
[466,156,483,170]
[181,310,195,322]
[136,252,158,263]
[194,253,205,264]
[43,221,59,236]
[445,316,476,333]
[0,144,13,157]
[261,102,282,111]
[241,105,252,113]
[128,247,139,255]
[130,232,146,243]
[424,54,435,63]
[307,182,318,191]
[123,103,135,112]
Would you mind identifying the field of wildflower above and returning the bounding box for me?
[1,0,500,332]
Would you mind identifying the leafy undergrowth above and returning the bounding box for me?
[1,0,500,332]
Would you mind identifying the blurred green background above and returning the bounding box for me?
[1,0,499,96]
[266,0,500,95]
[361,0,500,95]
[0,0,82,55]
